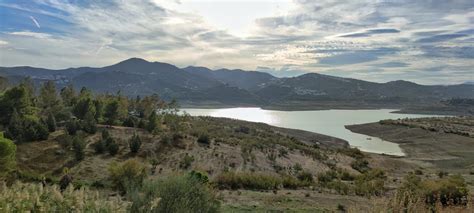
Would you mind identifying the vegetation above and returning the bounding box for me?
[0,133,16,178]
[108,159,147,194]
[215,172,309,190]
[0,182,128,212]
[129,174,220,213]
[129,132,142,153]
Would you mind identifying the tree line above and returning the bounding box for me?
[0,77,183,144]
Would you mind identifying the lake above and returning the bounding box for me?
[181,108,437,156]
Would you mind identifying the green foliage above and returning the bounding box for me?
[354,169,386,197]
[215,172,307,190]
[351,158,370,173]
[189,170,209,183]
[0,134,16,177]
[123,116,138,127]
[0,85,35,125]
[128,175,219,213]
[129,132,142,153]
[38,80,60,112]
[65,119,79,135]
[108,159,147,194]
[391,173,470,211]
[94,140,106,154]
[146,112,159,133]
[297,171,314,183]
[60,84,76,107]
[104,100,120,125]
[72,136,85,161]
[73,96,96,120]
[81,111,97,134]
[179,154,194,169]
[197,134,211,145]
[0,182,128,212]
[107,140,119,156]
[46,112,56,132]
[5,113,49,142]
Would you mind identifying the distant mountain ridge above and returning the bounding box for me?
[1,58,473,110]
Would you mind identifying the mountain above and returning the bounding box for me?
[184,66,276,90]
[1,58,473,110]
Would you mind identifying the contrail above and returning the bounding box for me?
[29,16,41,28]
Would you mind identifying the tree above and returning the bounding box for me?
[5,109,23,141]
[60,84,76,107]
[104,100,119,125]
[0,85,34,125]
[73,98,95,120]
[146,112,159,133]
[46,112,57,132]
[0,133,16,177]
[107,138,119,156]
[72,136,85,161]
[94,140,106,154]
[129,132,142,153]
[82,111,97,134]
[66,119,79,135]
[39,80,59,111]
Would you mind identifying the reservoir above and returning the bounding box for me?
[182,108,436,156]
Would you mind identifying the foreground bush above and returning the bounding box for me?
[129,174,220,213]
[0,134,16,178]
[390,173,470,211]
[108,159,147,194]
[0,182,128,212]
[215,172,307,190]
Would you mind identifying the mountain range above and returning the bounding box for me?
[1,58,473,110]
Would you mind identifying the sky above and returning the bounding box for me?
[0,0,473,84]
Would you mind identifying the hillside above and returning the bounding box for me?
[1,58,473,114]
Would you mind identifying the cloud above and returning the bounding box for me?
[29,16,41,28]
[0,0,472,84]
[339,28,400,38]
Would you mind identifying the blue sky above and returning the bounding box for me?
[0,0,473,84]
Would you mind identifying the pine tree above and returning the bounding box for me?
[72,136,85,161]
[46,112,57,132]
[5,109,23,141]
[129,132,142,153]
[104,100,119,125]
[82,111,97,134]
[146,112,158,133]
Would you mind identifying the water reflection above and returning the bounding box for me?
[182,108,437,156]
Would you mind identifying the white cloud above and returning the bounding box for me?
[8,31,52,39]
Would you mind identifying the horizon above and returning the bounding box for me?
[0,0,473,84]
[0,56,471,86]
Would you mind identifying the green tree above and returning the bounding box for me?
[129,132,142,153]
[46,112,57,132]
[0,133,16,177]
[4,109,23,141]
[146,112,159,133]
[107,138,119,156]
[82,111,97,134]
[73,98,95,120]
[0,85,35,125]
[72,136,85,161]
[104,100,119,125]
[60,84,76,107]
[38,80,59,111]
[66,119,79,135]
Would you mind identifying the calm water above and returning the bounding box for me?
[182,108,437,156]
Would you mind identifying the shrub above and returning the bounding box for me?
[215,172,281,190]
[128,132,142,153]
[351,158,370,173]
[179,154,194,169]
[0,182,129,212]
[81,111,97,134]
[46,112,56,132]
[94,140,106,154]
[123,116,138,127]
[354,169,386,197]
[197,134,210,145]
[129,175,219,213]
[107,140,119,156]
[66,119,79,135]
[72,136,85,161]
[108,159,147,194]
[0,134,16,177]
[297,171,314,183]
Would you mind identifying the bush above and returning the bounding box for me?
[351,158,370,173]
[46,112,56,132]
[197,134,210,145]
[72,136,85,161]
[297,171,314,183]
[66,119,79,135]
[123,116,138,127]
[108,159,147,194]
[0,182,129,212]
[94,140,106,154]
[129,175,219,213]
[107,139,119,156]
[81,111,97,134]
[354,169,386,197]
[128,132,142,153]
[0,134,16,177]
[179,154,194,169]
[214,172,307,190]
